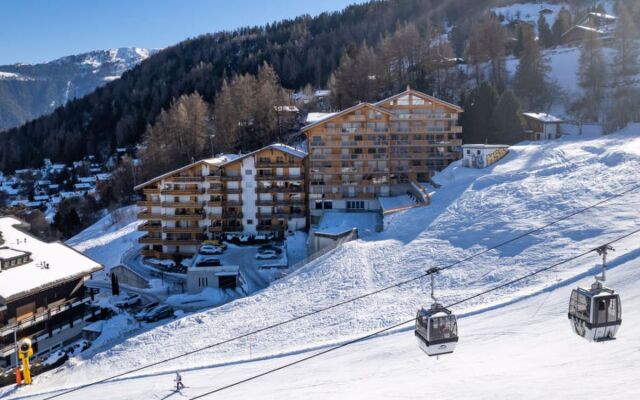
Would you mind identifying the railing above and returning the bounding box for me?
[221,175,241,181]
[222,211,243,219]
[256,199,305,206]
[137,200,161,207]
[138,223,162,232]
[255,160,300,168]
[166,176,203,183]
[163,213,206,220]
[143,188,160,195]
[224,188,242,194]
[162,226,205,234]
[256,224,286,231]
[0,297,91,336]
[161,201,202,208]
[137,212,163,220]
[256,186,304,193]
[160,188,204,195]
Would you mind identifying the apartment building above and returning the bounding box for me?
[302,87,463,220]
[135,144,307,259]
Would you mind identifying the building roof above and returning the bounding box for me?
[0,217,103,302]
[374,87,464,112]
[301,102,394,132]
[588,12,616,21]
[306,112,338,124]
[522,112,563,123]
[134,144,306,190]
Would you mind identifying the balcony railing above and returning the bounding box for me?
[210,225,244,232]
[137,212,163,220]
[0,297,91,336]
[166,176,203,183]
[162,226,205,234]
[160,188,204,195]
[256,174,304,181]
[256,185,304,193]
[222,211,243,219]
[161,201,203,208]
[143,188,160,195]
[255,160,300,168]
[163,213,206,220]
[221,175,241,181]
[256,199,304,206]
[138,223,162,232]
[256,224,286,231]
[137,200,161,207]
[224,188,242,194]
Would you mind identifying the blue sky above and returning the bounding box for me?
[0,0,363,65]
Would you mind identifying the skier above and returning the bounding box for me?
[175,372,184,391]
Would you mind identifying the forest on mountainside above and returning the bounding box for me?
[1,0,639,174]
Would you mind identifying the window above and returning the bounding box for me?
[247,219,254,225]
[466,150,470,154]
[245,169,253,175]
[347,201,365,210]
[324,201,333,209]
[315,200,323,209]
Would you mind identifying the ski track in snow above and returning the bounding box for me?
[7,127,640,399]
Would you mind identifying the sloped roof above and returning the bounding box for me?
[301,102,393,132]
[522,112,563,123]
[374,87,464,112]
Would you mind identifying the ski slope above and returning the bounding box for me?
[10,245,640,400]
[5,127,640,399]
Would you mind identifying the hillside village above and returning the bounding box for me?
[0,0,640,398]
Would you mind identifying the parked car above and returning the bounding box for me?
[134,301,159,320]
[199,245,223,255]
[114,294,142,308]
[143,304,174,322]
[256,250,278,259]
[258,244,282,255]
[196,258,221,267]
[239,234,251,243]
[203,239,227,250]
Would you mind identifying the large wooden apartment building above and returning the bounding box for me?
[302,87,463,220]
[135,144,307,259]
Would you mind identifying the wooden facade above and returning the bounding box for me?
[303,88,463,217]
[135,144,306,259]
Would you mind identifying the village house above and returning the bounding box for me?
[562,11,617,44]
[462,144,510,168]
[522,113,563,141]
[135,143,307,259]
[302,87,463,221]
[0,217,103,367]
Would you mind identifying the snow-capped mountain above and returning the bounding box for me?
[0,47,158,131]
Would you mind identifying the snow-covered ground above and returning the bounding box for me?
[493,2,564,27]
[6,127,640,399]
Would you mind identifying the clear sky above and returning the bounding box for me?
[0,0,364,65]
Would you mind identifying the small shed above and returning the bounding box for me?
[462,144,509,168]
[522,113,563,140]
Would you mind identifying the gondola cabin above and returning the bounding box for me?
[415,304,458,356]
[568,284,621,342]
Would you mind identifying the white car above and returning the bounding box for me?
[114,294,142,308]
[255,250,278,259]
[199,245,223,255]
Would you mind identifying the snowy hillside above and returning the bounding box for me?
[0,47,158,131]
[6,127,640,399]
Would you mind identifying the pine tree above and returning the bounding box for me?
[577,30,607,121]
[492,90,524,144]
[551,7,572,46]
[514,28,551,110]
[537,15,553,48]
[461,82,499,144]
[613,2,639,79]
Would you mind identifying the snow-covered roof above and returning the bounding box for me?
[33,195,50,201]
[96,173,112,181]
[314,90,331,97]
[78,176,97,183]
[589,12,616,21]
[266,144,307,158]
[0,217,103,302]
[0,247,29,259]
[522,113,563,123]
[74,183,93,190]
[306,112,338,124]
[315,211,379,237]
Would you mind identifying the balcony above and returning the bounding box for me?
[256,185,304,193]
[143,188,160,195]
[207,200,223,207]
[224,187,242,194]
[222,211,243,219]
[206,174,222,181]
[162,201,202,208]
[137,200,161,207]
[255,160,299,168]
[162,226,206,234]
[163,213,206,220]
[256,174,304,181]
[160,188,204,195]
[139,235,164,245]
[221,175,241,181]
[138,223,162,232]
[210,225,243,232]
[256,199,304,206]
[222,200,243,206]
[137,212,163,220]
[166,176,203,183]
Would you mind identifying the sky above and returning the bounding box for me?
[0,0,364,65]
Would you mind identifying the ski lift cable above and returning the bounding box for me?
[189,228,640,399]
[41,183,640,400]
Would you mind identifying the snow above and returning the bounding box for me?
[305,112,337,124]
[0,217,102,301]
[315,211,379,236]
[6,127,640,399]
[266,143,307,158]
[0,71,32,81]
[378,195,418,214]
[522,112,563,123]
[492,2,564,28]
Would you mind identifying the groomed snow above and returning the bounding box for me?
[6,126,640,399]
